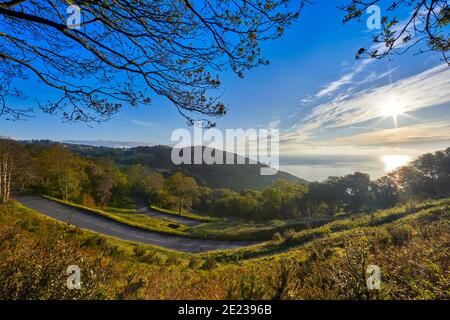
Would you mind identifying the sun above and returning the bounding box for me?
[379,94,409,127]
[381,95,407,118]
[382,102,406,118]
[383,155,411,172]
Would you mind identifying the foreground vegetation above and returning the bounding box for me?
[1,197,448,300]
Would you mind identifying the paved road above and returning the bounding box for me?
[136,206,202,226]
[16,196,255,253]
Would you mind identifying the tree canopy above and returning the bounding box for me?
[1,1,448,125]
[0,0,306,126]
[341,0,449,64]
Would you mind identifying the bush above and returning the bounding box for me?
[82,234,107,249]
[226,267,266,300]
[188,256,200,269]
[269,258,298,300]
[282,229,296,243]
[201,257,217,270]
[329,233,372,299]
[386,224,414,246]
[133,246,147,258]
[272,232,283,242]
[0,228,112,299]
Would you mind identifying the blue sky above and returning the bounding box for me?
[1,1,450,181]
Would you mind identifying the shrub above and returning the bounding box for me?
[272,232,283,242]
[269,258,297,300]
[166,254,180,265]
[226,267,266,300]
[329,232,372,300]
[188,256,200,269]
[82,234,107,249]
[282,229,296,243]
[133,246,147,258]
[386,224,414,246]
[201,257,217,270]
[0,228,112,299]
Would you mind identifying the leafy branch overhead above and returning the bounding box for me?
[1,1,447,126]
[340,0,449,64]
[0,0,307,126]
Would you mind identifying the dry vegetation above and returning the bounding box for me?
[1,198,448,300]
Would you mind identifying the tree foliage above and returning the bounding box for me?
[2,139,450,221]
[0,139,35,203]
[0,0,306,125]
[164,171,198,214]
[341,0,450,64]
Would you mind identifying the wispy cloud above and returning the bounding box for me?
[284,64,450,142]
[308,12,420,103]
[130,119,158,128]
[315,61,371,98]
[268,118,281,129]
[330,122,450,146]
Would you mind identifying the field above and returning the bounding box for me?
[1,198,449,299]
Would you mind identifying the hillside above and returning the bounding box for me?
[22,140,306,191]
[1,197,448,299]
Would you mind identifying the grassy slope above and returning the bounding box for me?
[198,197,450,263]
[1,198,448,299]
[190,215,339,241]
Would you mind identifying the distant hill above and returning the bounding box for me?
[22,140,306,191]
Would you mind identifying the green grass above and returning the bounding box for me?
[42,195,191,237]
[2,197,449,299]
[12,201,187,257]
[150,205,220,222]
[40,196,337,242]
[41,195,448,248]
[197,197,450,263]
[189,215,338,241]
[106,207,137,214]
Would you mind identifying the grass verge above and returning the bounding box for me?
[150,205,220,222]
[197,197,450,263]
[190,215,339,241]
[42,195,190,237]
[2,197,448,299]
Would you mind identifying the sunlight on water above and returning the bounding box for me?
[383,155,411,172]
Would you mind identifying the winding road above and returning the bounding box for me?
[16,196,255,253]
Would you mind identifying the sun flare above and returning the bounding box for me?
[383,155,411,172]
[382,102,406,118]
[380,95,408,118]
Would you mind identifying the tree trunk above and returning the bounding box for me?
[6,168,11,203]
[0,156,3,204]
[64,179,68,202]
[0,157,3,204]
[1,155,10,204]
[3,156,7,204]
[178,195,184,215]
